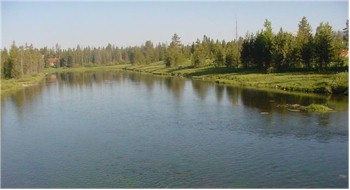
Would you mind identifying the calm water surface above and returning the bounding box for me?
[1,71,348,188]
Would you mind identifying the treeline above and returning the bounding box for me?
[1,17,348,79]
[1,43,45,79]
[239,18,348,72]
[156,17,348,71]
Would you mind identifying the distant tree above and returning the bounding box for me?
[67,54,74,67]
[59,57,67,67]
[122,49,130,63]
[296,16,314,69]
[190,42,195,54]
[225,42,240,67]
[165,33,184,67]
[192,41,206,67]
[143,40,155,64]
[272,28,296,71]
[92,48,101,65]
[252,20,274,70]
[240,33,255,68]
[254,31,266,69]
[154,43,166,62]
[201,35,214,60]
[332,31,345,67]
[262,19,274,69]
[9,42,22,78]
[105,43,113,64]
[182,44,192,61]
[134,47,145,64]
[213,41,225,67]
[171,33,181,48]
[343,19,349,49]
[314,22,333,70]
[1,48,10,78]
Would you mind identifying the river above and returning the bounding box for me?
[1,71,348,188]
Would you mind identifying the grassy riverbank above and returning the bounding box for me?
[1,64,129,97]
[56,64,129,73]
[123,62,348,95]
[1,72,50,97]
[1,62,348,97]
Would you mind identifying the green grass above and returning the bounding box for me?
[1,64,129,97]
[1,70,53,97]
[56,64,129,73]
[306,104,333,113]
[123,63,348,95]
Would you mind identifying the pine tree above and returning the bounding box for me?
[192,42,206,67]
[262,19,274,69]
[1,48,9,78]
[165,33,184,67]
[213,41,225,67]
[9,42,21,78]
[225,42,240,67]
[314,22,333,70]
[272,28,296,71]
[296,17,314,69]
[332,31,345,67]
[343,20,349,49]
[241,33,255,68]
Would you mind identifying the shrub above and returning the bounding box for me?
[266,67,277,74]
[329,72,348,94]
[306,104,333,112]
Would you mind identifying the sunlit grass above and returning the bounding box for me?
[123,63,348,95]
[56,64,129,73]
[306,104,333,113]
[1,71,50,97]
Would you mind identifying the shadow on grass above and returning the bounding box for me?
[183,67,265,77]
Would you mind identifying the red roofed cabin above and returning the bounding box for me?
[48,58,58,67]
[340,49,348,58]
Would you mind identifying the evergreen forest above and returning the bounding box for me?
[1,17,348,79]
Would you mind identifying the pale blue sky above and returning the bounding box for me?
[1,1,348,49]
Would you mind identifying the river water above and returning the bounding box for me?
[1,71,348,188]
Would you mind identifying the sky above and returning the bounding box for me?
[1,1,348,49]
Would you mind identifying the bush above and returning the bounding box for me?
[330,72,348,94]
[306,104,333,113]
[266,67,277,73]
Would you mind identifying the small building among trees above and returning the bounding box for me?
[48,58,58,67]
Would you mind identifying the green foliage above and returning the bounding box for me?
[272,28,296,71]
[343,20,349,48]
[192,44,206,67]
[225,42,240,67]
[306,104,333,112]
[9,42,22,78]
[123,63,347,95]
[214,45,225,67]
[314,22,334,69]
[1,48,10,79]
[261,19,274,69]
[296,16,314,69]
[241,33,256,68]
[332,31,345,67]
[266,67,277,73]
[330,72,348,94]
[164,33,185,67]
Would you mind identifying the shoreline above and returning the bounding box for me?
[0,65,129,98]
[121,63,348,96]
[1,63,348,97]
